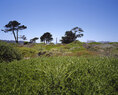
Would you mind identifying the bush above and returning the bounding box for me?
[24,41,29,45]
[0,41,22,62]
[0,56,118,94]
[19,47,38,57]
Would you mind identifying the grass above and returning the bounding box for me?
[18,47,38,58]
[0,40,118,94]
[88,42,102,45]
[15,41,90,57]
[11,40,117,58]
[0,56,118,95]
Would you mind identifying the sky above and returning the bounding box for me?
[0,0,118,43]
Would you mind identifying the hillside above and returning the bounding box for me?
[0,41,118,94]
[16,41,118,58]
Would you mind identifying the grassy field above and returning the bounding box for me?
[0,41,118,94]
[16,41,118,58]
[0,56,118,95]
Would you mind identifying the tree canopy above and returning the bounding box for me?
[1,20,27,43]
[40,32,53,44]
[30,37,39,43]
[61,27,84,44]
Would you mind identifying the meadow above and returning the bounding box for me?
[0,56,118,95]
[0,41,118,95]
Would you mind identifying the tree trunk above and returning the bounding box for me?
[12,29,17,43]
[16,30,19,43]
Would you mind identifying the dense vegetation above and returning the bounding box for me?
[0,56,118,94]
[0,41,22,62]
[14,41,118,58]
[0,40,118,94]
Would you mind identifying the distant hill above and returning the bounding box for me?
[87,40,111,43]
[0,40,24,44]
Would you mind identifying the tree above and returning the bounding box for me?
[61,27,84,44]
[40,32,53,44]
[1,20,27,43]
[30,37,39,43]
[19,35,27,40]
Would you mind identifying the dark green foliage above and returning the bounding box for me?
[40,32,53,44]
[61,27,84,44]
[0,41,22,62]
[61,31,77,44]
[0,56,118,94]
[30,37,39,43]
[24,41,29,45]
[1,20,27,43]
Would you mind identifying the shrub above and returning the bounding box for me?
[24,41,29,45]
[0,56,118,94]
[19,47,38,57]
[0,41,22,62]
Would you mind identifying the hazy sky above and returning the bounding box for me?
[0,0,118,43]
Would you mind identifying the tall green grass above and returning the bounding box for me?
[0,56,118,95]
